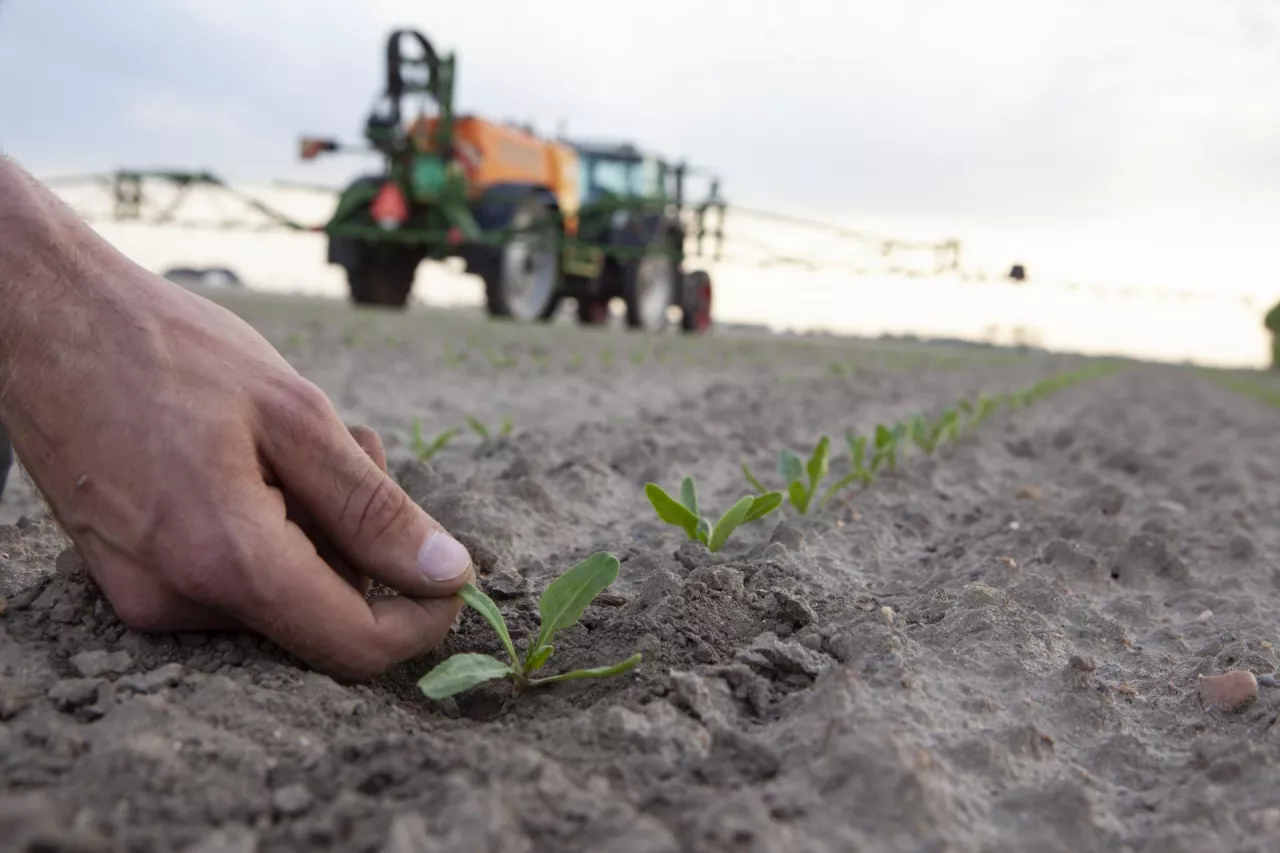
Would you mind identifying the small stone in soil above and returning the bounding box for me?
[1198,671,1258,712]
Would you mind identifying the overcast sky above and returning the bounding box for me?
[2,0,1279,287]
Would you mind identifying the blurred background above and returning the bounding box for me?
[2,0,1277,367]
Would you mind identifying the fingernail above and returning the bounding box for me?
[417,531,471,581]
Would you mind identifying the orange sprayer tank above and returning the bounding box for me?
[409,114,580,234]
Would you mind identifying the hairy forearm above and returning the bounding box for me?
[0,157,144,436]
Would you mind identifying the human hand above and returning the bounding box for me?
[0,201,472,680]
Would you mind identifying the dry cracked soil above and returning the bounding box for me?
[2,290,1280,853]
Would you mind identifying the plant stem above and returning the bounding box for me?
[526,653,643,686]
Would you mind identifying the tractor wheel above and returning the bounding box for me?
[0,423,12,503]
[347,246,420,308]
[576,297,610,326]
[622,252,676,332]
[483,197,562,322]
[680,270,713,334]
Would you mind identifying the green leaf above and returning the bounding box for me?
[418,653,513,699]
[679,476,699,517]
[458,583,521,670]
[500,417,514,437]
[744,491,784,522]
[805,436,830,492]
[787,479,810,514]
[645,483,700,541]
[846,433,867,471]
[709,495,755,552]
[465,415,489,439]
[819,471,861,507]
[875,424,893,449]
[525,643,554,673]
[695,517,713,544]
[422,428,459,459]
[531,551,620,657]
[778,449,805,485]
[527,652,642,686]
[741,462,768,495]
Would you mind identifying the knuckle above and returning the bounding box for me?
[269,378,336,442]
[342,466,416,544]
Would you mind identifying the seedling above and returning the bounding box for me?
[406,420,458,461]
[870,422,907,471]
[417,552,642,700]
[910,414,951,456]
[645,477,783,552]
[819,432,874,507]
[742,436,830,515]
[465,416,514,440]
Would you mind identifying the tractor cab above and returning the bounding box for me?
[572,142,672,206]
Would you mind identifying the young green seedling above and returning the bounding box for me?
[646,477,783,552]
[870,422,907,472]
[742,436,830,515]
[910,414,949,456]
[406,420,459,461]
[417,552,641,700]
[819,432,874,507]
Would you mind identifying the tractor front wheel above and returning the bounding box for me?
[680,270,713,334]
[482,197,562,322]
[347,246,420,308]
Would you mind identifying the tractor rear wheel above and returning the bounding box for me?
[483,197,562,322]
[347,246,420,308]
[680,270,713,334]
[622,253,676,332]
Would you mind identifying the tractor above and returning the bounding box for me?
[300,29,723,332]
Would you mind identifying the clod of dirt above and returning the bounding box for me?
[1198,671,1258,713]
[46,677,103,711]
[1040,539,1101,578]
[482,568,531,599]
[736,632,828,680]
[272,783,315,817]
[1227,534,1256,560]
[69,649,133,678]
[1109,532,1191,586]
[183,824,259,853]
[117,663,184,694]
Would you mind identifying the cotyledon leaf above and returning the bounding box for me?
[709,495,755,552]
[645,483,700,541]
[744,491,784,523]
[459,583,521,670]
[531,551,620,657]
[679,476,699,517]
[778,449,805,485]
[417,653,513,700]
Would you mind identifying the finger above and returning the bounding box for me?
[232,515,467,681]
[259,386,473,598]
[348,424,387,473]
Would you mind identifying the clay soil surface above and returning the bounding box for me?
[3,290,1280,853]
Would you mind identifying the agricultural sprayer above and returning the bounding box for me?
[300,28,725,332]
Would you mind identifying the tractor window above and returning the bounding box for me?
[588,158,632,198]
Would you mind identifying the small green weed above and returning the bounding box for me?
[418,552,641,699]
[466,416,514,440]
[645,477,783,552]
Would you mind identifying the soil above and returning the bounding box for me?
[3,291,1279,853]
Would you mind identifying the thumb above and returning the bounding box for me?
[261,391,474,598]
